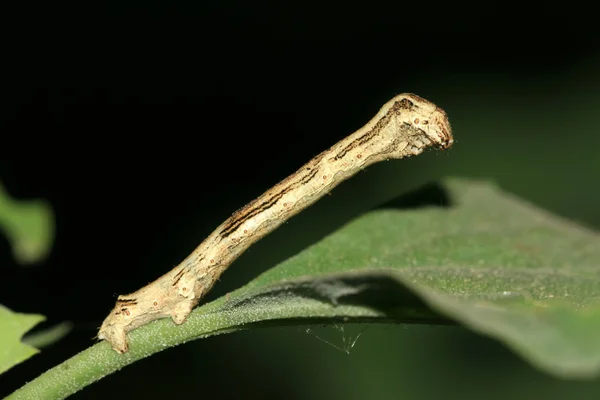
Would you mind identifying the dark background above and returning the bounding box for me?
[2,2,600,399]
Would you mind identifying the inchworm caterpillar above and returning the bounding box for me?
[98,93,453,353]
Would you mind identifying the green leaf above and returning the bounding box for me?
[0,305,45,375]
[0,182,55,265]
[223,177,600,378]
[8,178,600,399]
[22,322,73,350]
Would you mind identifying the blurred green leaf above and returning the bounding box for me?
[10,178,600,400]
[0,182,54,265]
[22,322,73,350]
[0,305,45,375]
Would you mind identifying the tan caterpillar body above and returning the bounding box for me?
[98,93,453,353]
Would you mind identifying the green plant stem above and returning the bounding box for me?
[6,293,388,400]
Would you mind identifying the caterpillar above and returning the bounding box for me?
[98,93,453,353]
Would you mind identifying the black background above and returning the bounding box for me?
[2,2,600,399]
